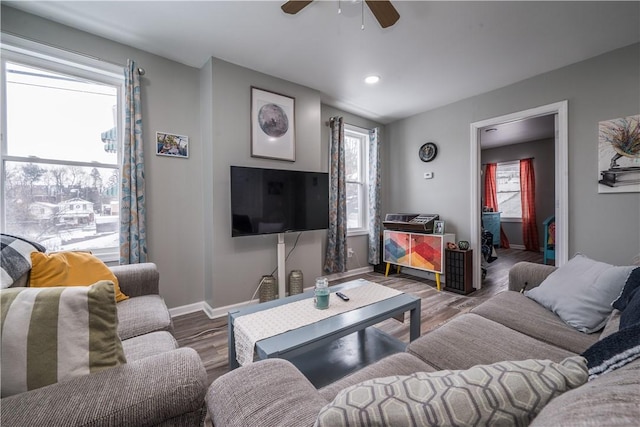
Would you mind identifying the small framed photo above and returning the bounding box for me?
[156,132,189,158]
[434,220,445,234]
[251,87,295,162]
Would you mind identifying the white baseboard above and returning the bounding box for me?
[170,266,374,320]
[168,302,207,318]
[323,266,373,281]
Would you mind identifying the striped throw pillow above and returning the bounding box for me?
[1,281,126,397]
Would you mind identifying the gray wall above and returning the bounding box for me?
[387,43,640,265]
[2,6,206,308]
[481,138,555,247]
[204,57,326,308]
[321,105,386,271]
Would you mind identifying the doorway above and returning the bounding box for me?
[469,101,569,289]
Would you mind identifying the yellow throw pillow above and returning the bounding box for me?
[30,252,128,302]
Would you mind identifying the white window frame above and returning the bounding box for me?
[495,160,522,222]
[1,35,124,262]
[343,124,370,237]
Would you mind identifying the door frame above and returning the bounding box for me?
[469,101,569,289]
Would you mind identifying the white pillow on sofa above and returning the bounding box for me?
[525,254,635,333]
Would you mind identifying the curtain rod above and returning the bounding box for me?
[482,157,534,166]
[2,30,145,75]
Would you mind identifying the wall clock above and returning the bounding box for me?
[419,142,438,162]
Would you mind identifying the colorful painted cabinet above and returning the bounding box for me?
[383,231,456,289]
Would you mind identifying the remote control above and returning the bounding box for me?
[335,292,350,301]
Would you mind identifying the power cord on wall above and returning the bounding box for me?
[250,232,303,301]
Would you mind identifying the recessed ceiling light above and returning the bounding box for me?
[364,75,380,84]
[485,128,498,133]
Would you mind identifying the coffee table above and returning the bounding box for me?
[227,279,421,387]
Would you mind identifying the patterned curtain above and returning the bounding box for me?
[324,117,347,273]
[368,127,381,265]
[484,164,510,248]
[120,59,148,264]
[520,158,539,251]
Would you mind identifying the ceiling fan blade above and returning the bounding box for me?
[365,0,400,28]
[281,1,314,15]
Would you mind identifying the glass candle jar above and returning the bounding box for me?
[314,277,329,310]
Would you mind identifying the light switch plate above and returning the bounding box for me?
[424,172,434,179]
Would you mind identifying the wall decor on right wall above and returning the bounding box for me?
[598,114,640,193]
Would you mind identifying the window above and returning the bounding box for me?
[1,39,124,261]
[344,124,369,235]
[495,161,522,219]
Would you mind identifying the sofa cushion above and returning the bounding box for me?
[600,309,621,340]
[471,291,598,353]
[122,331,178,362]
[316,356,587,427]
[30,251,129,302]
[1,234,45,289]
[208,358,328,427]
[525,254,634,333]
[117,294,172,340]
[0,281,126,397]
[319,353,437,402]
[531,358,640,426]
[407,313,576,371]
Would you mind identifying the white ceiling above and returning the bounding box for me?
[5,1,640,128]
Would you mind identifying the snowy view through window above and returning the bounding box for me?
[3,61,120,254]
[496,162,522,218]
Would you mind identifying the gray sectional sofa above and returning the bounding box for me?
[1,263,208,426]
[207,261,640,426]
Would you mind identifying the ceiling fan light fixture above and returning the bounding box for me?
[364,75,380,84]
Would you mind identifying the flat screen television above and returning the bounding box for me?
[230,166,329,237]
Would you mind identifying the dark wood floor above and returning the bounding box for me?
[173,248,544,386]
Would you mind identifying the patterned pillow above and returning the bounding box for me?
[0,234,46,289]
[315,357,587,427]
[1,281,127,397]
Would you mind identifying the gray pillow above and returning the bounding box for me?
[315,357,587,427]
[525,254,635,333]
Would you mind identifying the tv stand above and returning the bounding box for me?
[277,233,286,298]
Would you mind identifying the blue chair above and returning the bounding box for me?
[543,215,555,265]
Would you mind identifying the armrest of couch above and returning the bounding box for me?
[207,359,328,427]
[508,261,557,292]
[111,262,160,297]
[1,348,207,427]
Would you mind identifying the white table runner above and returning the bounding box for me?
[233,281,403,366]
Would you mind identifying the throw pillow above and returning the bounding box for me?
[525,254,635,333]
[1,234,46,289]
[1,280,127,397]
[30,251,128,302]
[315,357,587,427]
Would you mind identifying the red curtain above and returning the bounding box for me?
[520,158,539,251]
[484,164,510,248]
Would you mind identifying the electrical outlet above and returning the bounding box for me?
[347,248,354,258]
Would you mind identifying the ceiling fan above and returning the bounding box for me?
[281,0,400,29]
